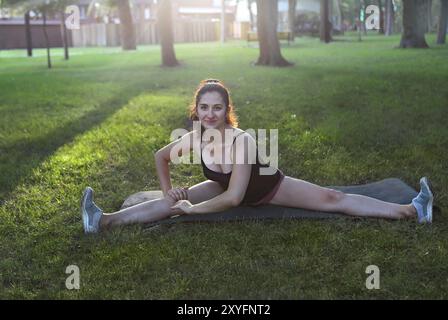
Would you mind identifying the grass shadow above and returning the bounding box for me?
[0,87,143,203]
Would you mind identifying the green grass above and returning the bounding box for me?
[1,33,447,299]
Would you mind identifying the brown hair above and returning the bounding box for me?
[189,79,239,127]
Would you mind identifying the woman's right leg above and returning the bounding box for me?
[99,180,224,229]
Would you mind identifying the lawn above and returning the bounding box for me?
[0,33,447,299]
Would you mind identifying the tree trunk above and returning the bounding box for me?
[385,0,394,36]
[399,0,429,48]
[24,11,33,57]
[437,0,448,44]
[378,0,385,34]
[60,11,69,60]
[221,0,226,43]
[361,0,367,35]
[117,0,137,50]
[357,2,362,41]
[158,0,179,67]
[426,0,433,32]
[248,0,255,31]
[288,0,297,38]
[42,11,52,69]
[255,0,292,67]
[320,0,331,43]
[337,0,344,33]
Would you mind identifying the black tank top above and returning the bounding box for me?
[200,129,283,205]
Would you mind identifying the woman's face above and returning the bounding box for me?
[196,91,227,130]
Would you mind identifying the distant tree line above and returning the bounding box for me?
[2,0,447,69]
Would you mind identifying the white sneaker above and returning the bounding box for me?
[81,187,103,233]
[411,177,434,224]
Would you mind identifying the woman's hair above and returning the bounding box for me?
[189,78,239,127]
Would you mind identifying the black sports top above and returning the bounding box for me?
[200,129,283,205]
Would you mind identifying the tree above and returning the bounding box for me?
[40,3,53,68]
[157,0,178,67]
[361,0,367,35]
[20,0,60,68]
[248,0,255,31]
[437,0,448,44]
[3,0,33,56]
[220,0,225,43]
[55,0,72,60]
[385,0,395,36]
[288,0,297,38]
[90,0,136,50]
[426,0,433,32]
[116,0,136,50]
[255,0,293,67]
[60,9,69,60]
[336,0,345,33]
[338,0,362,29]
[5,0,71,64]
[378,0,384,34]
[24,10,33,57]
[399,0,429,48]
[320,0,332,43]
[38,0,72,67]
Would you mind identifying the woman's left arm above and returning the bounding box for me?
[173,134,254,214]
[190,163,252,214]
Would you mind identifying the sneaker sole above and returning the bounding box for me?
[81,188,90,234]
[422,177,434,223]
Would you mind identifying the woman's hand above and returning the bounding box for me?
[166,187,188,202]
[171,200,195,215]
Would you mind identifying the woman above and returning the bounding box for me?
[81,79,434,234]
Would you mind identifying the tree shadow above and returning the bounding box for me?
[0,87,142,203]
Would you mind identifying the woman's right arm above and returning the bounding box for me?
[154,131,194,197]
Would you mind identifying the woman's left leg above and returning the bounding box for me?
[268,176,417,220]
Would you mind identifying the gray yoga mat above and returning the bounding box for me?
[121,178,418,227]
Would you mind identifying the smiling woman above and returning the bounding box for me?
[81,79,433,234]
[189,78,239,129]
